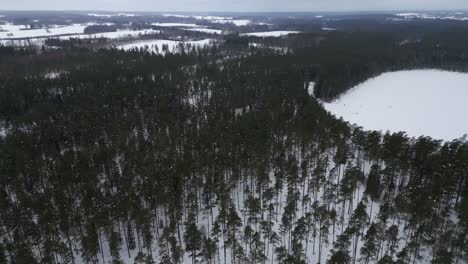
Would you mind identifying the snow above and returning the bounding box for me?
[0,126,6,138]
[117,39,214,53]
[322,70,468,141]
[241,31,301,37]
[322,27,337,31]
[395,12,468,21]
[212,19,251,26]
[254,22,273,26]
[59,29,160,40]
[396,13,420,17]
[44,71,63,79]
[117,13,138,17]
[162,14,192,18]
[0,27,160,46]
[162,14,233,20]
[0,23,88,39]
[88,13,138,18]
[160,14,251,26]
[307,82,316,97]
[152,22,202,28]
[183,28,222,34]
[194,15,233,20]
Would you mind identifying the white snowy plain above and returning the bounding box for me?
[396,12,468,21]
[322,70,468,141]
[161,14,252,26]
[0,24,88,39]
[88,13,138,18]
[240,31,301,37]
[0,25,160,46]
[58,29,160,40]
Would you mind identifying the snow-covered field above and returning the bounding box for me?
[117,39,214,53]
[241,31,301,37]
[162,14,252,26]
[0,23,88,39]
[58,29,160,40]
[395,12,468,21]
[212,19,251,26]
[0,25,160,46]
[162,14,231,20]
[322,70,468,141]
[88,13,138,18]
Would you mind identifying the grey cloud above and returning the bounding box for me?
[1,0,468,12]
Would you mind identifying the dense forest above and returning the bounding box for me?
[0,22,468,264]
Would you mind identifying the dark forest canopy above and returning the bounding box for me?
[0,20,468,264]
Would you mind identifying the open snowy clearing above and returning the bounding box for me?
[396,12,468,21]
[322,70,468,140]
[0,28,160,46]
[161,14,252,26]
[88,13,138,18]
[163,14,232,20]
[0,23,88,39]
[117,39,214,53]
[241,31,301,37]
[59,29,160,40]
[212,19,251,26]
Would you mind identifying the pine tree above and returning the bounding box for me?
[184,218,203,264]
[360,223,379,264]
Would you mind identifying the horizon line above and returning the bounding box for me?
[1,9,468,13]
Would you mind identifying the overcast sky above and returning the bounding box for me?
[1,0,468,12]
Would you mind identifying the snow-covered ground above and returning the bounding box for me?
[241,31,301,37]
[161,14,252,26]
[322,27,337,31]
[88,13,138,18]
[322,70,468,141]
[0,27,159,46]
[117,39,214,53]
[162,14,231,20]
[0,23,88,39]
[307,82,316,97]
[152,22,202,28]
[58,29,160,40]
[395,12,468,21]
[212,19,251,26]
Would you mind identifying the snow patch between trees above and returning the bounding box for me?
[117,39,214,54]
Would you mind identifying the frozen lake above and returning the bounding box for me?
[322,70,468,140]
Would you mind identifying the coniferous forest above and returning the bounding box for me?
[1,16,468,264]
